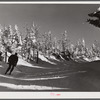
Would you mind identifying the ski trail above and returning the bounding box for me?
[26,70,86,77]
[56,71,87,77]
[0,70,86,81]
[0,74,67,81]
[0,82,69,90]
[27,69,72,77]
[27,70,87,79]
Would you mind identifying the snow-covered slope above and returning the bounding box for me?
[7,52,55,69]
[0,82,67,90]
[83,56,100,62]
[18,58,45,69]
[39,54,56,65]
[0,55,68,90]
[50,55,60,61]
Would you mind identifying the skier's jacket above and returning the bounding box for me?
[8,54,18,66]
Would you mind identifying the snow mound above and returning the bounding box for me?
[17,58,45,69]
[0,82,68,90]
[50,55,60,61]
[0,74,67,81]
[83,57,92,62]
[39,54,56,65]
[92,57,100,61]
[60,55,65,60]
[83,57,100,62]
[0,62,3,67]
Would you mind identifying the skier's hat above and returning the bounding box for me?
[15,53,18,55]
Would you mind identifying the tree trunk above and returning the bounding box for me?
[36,50,38,64]
[33,48,35,61]
[5,51,7,63]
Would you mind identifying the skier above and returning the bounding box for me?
[0,52,3,61]
[5,53,18,75]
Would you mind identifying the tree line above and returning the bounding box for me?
[0,22,99,63]
[0,7,100,63]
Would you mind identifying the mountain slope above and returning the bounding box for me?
[0,54,100,91]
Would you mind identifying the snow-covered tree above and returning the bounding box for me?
[73,38,88,60]
[61,31,71,54]
[0,24,23,62]
[1,26,12,62]
[21,22,40,63]
[87,7,100,28]
[12,25,23,54]
[91,40,100,57]
[41,31,53,57]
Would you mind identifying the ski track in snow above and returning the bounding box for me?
[0,82,68,90]
[0,74,67,81]
[26,69,72,76]
[1,53,87,91]
[0,71,86,90]
[0,70,86,81]
[26,70,86,77]
[58,71,87,76]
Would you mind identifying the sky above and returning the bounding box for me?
[0,4,100,48]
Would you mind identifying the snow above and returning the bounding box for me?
[39,54,56,65]
[97,7,100,11]
[50,55,60,61]
[7,52,47,69]
[0,74,67,81]
[83,57,91,62]
[0,65,2,67]
[83,56,100,62]
[0,62,3,67]
[0,82,68,90]
[92,57,100,61]
[60,55,65,60]
[17,58,45,69]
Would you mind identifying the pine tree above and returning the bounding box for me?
[31,23,40,63]
[87,7,100,28]
[2,26,11,62]
[61,31,70,54]
[13,25,22,54]
[22,27,32,61]
[0,25,5,61]
[41,31,52,57]
[91,40,100,57]
[22,22,40,63]
[52,37,58,53]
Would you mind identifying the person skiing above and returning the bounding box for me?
[0,52,3,61]
[5,53,18,75]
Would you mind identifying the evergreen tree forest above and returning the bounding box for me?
[0,19,100,63]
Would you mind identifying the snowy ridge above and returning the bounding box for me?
[50,55,60,61]
[39,54,56,65]
[0,74,67,81]
[83,56,100,62]
[0,82,68,90]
